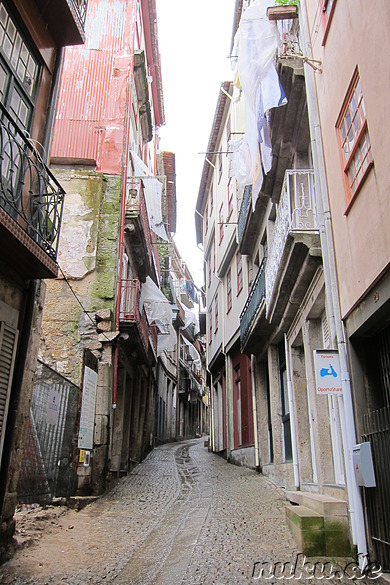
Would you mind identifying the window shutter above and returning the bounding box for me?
[0,322,19,466]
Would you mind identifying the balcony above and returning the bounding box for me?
[0,104,65,279]
[265,169,322,326]
[240,259,265,346]
[238,19,309,254]
[125,178,154,282]
[34,0,88,46]
[119,279,155,362]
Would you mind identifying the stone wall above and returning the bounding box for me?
[39,170,121,495]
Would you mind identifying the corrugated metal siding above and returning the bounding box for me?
[51,0,131,167]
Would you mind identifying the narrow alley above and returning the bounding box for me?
[1,439,311,585]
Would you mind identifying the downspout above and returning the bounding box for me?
[112,0,138,408]
[42,47,64,161]
[284,334,300,488]
[299,0,368,565]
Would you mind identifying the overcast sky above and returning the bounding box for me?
[156,0,236,289]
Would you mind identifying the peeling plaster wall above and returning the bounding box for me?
[41,170,120,385]
[40,170,121,495]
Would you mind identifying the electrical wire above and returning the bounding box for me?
[57,263,114,344]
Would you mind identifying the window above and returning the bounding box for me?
[208,258,211,288]
[205,202,208,233]
[210,183,214,215]
[227,178,234,220]
[336,70,373,207]
[208,307,212,343]
[225,116,231,155]
[226,268,232,312]
[218,152,223,183]
[219,203,224,243]
[321,0,337,44]
[323,0,333,17]
[214,293,218,332]
[237,253,243,295]
[0,2,40,131]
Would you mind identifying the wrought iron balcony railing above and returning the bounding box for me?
[71,0,88,29]
[240,258,266,347]
[237,185,252,245]
[0,103,65,263]
[119,279,150,354]
[265,169,316,312]
[276,17,303,62]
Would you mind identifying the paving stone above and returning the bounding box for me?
[0,439,365,585]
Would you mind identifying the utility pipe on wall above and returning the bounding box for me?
[299,0,368,565]
[112,0,138,408]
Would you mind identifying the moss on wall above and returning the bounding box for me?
[90,175,121,313]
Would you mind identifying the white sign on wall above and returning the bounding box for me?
[78,366,98,450]
[314,349,343,395]
[46,387,60,426]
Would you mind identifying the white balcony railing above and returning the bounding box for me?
[265,169,317,311]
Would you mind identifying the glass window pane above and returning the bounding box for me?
[6,19,15,42]
[0,6,7,27]
[345,107,351,132]
[0,62,7,99]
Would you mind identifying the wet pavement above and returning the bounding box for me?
[0,438,358,584]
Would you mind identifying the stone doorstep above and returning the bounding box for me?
[286,507,326,557]
[285,504,324,530]
[285,505,351,558]
[286,491,348,517]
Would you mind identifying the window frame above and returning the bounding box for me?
[236,253,243,295]
[0,1,40,132]
[321,0,337,45]
[214,293,218,332]
[218,151,223,183]
[219,203,224,244]
[336,69,373,212]
[227,177,234,220]
[208,306,212,343]
[226,268,232,313]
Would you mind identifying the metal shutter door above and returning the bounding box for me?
[0,322,18,467]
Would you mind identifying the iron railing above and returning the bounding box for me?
[119,279,150,354]
[0,103,65,262]
[71,0,88,29]
[240,258,266,347]
[265,169,316,312]
[237,185,252,245]
[362,406,390,570]
[276,17,302,61]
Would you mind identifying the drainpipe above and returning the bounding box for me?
[299,0,368,566]
[284,334,300,488]
[112,0,138,409]
[42,47,64,162]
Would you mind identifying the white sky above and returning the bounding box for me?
[156,0,236,289]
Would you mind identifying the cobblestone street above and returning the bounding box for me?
[0,439,354,585]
